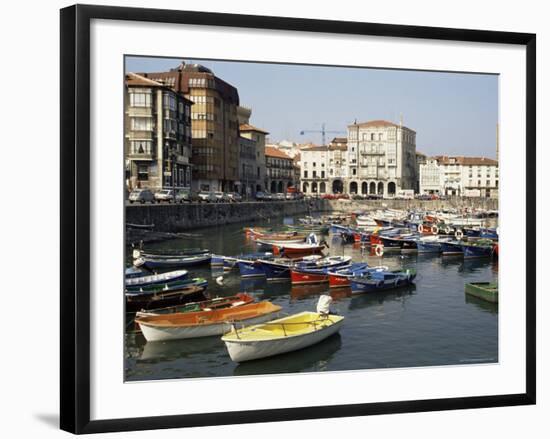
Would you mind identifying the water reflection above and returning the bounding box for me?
[139,336,225,362]
[348,285,416,310]
[464,294,498,315]
[233,333,343,376]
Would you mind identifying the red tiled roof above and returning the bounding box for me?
[331,137,347,144]
[265,146,292,159]
[239,123,269,134]
[433,155,498,166]
[302,146,328,152]
[126,72,164,87]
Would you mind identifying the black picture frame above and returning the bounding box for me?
[60,4,536,434]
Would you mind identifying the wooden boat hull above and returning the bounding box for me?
[351,269,416,294]
[126,286,207,313]
[290,269,329,284]
[465,282,498,303]
[440,241,464,255]
[278,245,325,256]
[136,254,211,269]
[237,260,265,278]
[135,293,254,317]
[136,303,282,341]
[125,277,208,295]
[259,260,293,280]
[222,312,344,362]
[462,244,493,258]
[125,269,188,287]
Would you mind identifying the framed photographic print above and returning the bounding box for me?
[60,4,536,434]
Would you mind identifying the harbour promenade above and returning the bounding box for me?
[126,197,497,233]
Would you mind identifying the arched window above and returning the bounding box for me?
[377,182,384,195]
[303,182,309,193]
[349,181,358,194]
[320,182,326,193]
[361,182,368,194]
[312,182,318,193]
[369,182,376,194]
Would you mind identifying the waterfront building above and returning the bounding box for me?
[265,146,294,193]
[300,146,329,195]
[239,123,269,195]
[415,151,427,193]
[300,140,348,195]
[346,119,417,196]
[140,61,240,192]
[124,73,193,192]
[419,155,499,198]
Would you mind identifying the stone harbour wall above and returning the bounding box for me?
[126,199,330,232]
[126,196,498,234]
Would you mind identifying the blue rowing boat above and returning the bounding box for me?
[350,268,416,294]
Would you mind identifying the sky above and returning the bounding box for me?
[126,56,498,159]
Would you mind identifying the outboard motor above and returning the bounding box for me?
[317,295,333,317]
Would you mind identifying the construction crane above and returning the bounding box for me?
[300,123,345,146]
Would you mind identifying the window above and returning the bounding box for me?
[321,171,325,178]
[131,117,152,131]
[163,93,177,111]
[378,133,383,140]
[313,162,316,167]
[137,164,149,181]
[352,168,357,175]
[371,133,375,140]
[129,91,151,107]
[303,170,308,178]
[130,141,152,155]
[312,171,317,178]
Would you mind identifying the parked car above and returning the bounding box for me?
[227,192,243,202]
[273,193,286,201]
[154,189,176,203]
[176,189,200,203]
[255,191,269,201]
[197,191,217,203]
[213,191,231,203]
[128,188,156,204]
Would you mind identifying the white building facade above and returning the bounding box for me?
[419,156,499,198]
[300,143,350,195]
[346,120,417,197]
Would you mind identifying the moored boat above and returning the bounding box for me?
[125,269,189,287]
[290,255,352,285]
[350,268,416,294]
[135,301,282,341]
[135,293,255,317]
[222,295,344,362]
[134,253,211,269]
[465,282,498,303]
[461,241,494,258]
[327,263,374,288]
[126,285,207,313]
[125,277,208,295]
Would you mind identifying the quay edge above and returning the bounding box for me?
[126,196,497,235]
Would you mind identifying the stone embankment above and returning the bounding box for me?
[127,197,498,234]
[126,198,329,233]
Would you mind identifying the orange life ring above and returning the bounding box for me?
[418,224,424,233]
[431,225,439,235]
[375,245,384,257]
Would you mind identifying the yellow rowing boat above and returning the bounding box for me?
[222,310,344,362]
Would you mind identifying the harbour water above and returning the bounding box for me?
[125,216,498,381]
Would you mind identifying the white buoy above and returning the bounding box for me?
[216,276,224,285]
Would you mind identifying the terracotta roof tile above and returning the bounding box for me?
[265,146,292,159]
[126,72,164,87]
[239,123,269,134]
[433,155,498,166]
